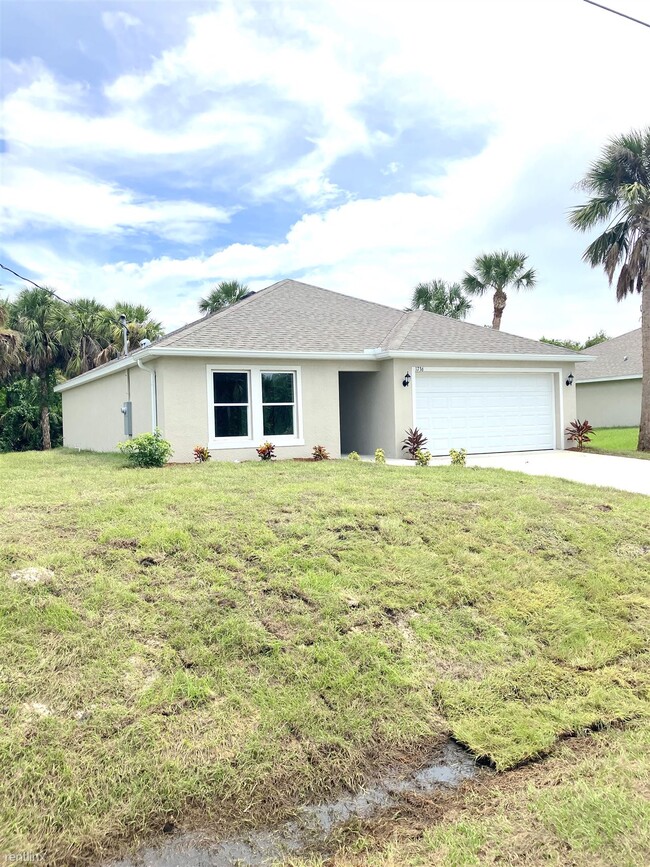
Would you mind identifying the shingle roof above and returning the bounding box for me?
[155,279,581,357]
[575,329,642,381]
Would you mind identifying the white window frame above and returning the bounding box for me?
[207,364,304,449]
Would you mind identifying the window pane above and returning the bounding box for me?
[214,372,248,404]
[262,372,294,404]
[263,405,294,436]
[215,405,248,438]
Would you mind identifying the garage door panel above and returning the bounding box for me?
[415,373,555,455]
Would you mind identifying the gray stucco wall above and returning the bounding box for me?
[576,379,642,428]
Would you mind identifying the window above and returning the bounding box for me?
[213,371,249,438]
[209,366,302,447]
[262,371,295,436]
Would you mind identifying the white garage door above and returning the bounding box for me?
[414,372,556,455]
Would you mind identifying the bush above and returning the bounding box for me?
[118,429,173,468]
[348,451,361,461]
[256,441,276,461]
[415,449,431,466]
[193,445,211,463]
[565,419,595,450]
[402,427,428,459]
[312,444,330,461]
[449,448,467,466]
[374,448,386,464]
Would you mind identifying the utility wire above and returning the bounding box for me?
[583,0,650,28]
[0,263,70,304]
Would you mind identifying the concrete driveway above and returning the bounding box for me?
[466,450,650,496]
[374,451,650,495]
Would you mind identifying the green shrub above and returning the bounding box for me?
[348,451,361,461]
[118,429,173,468]
[415,449,431,466]
[449,448,467,466]
[193,445,211,463]
[256,441,276,461]
[374,448,386,464]
[312,444,330,461]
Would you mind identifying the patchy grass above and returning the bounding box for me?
[0,450,649,865]
[292,722,650,867]
[586,426,650,459]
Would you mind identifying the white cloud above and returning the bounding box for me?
[101,10,142,32]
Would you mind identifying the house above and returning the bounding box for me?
[575,329,642,428]
[55,279,589,462]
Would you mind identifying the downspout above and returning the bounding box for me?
[137,358,158,431]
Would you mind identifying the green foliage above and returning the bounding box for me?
[256,441,276,460]
[312,444,330,461]
[462,250,536,330]
[450,448,467,466]
[118,429,173,467]
[193,445,211,463]
[414,449,431,466]
[565,419,595,451]
[401,427,428,459]
[541,331,609,352]
[199,280,249,315]
[374,448,386,464]
[0,375,62,452]
[410,280,472,319]
[347,451,361,461]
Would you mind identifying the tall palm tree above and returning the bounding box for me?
[59,298,109,377]
[411,280,472,319]
[11,287,66,449]
[570,128,650,451]
[0,298,23,380]
[199,280,249,315]
[462,251,537,330]
[96,302,164,365]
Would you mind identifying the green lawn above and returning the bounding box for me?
[0,450,649,865]
[586,426,650,459]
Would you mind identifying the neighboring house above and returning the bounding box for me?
[55,279,588,462]
[575,329,642,428]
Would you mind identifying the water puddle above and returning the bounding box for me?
[108,740,478,867]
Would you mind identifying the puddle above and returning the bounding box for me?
[107,740,479,866]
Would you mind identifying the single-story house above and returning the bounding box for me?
[56,279,590,462]
[575,329,642,428]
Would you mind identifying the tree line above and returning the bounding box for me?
[0,289,162,452]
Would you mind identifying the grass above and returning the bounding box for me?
[586,426,650,459]
[0,450,649,865]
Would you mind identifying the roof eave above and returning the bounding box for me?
[576,374,642,384]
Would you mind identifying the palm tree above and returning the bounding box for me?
[11,287,66,449]
[60,298,109,377]
[570,128,650,451]
[411,280,472,319]
[462,251,537,330]
[199,280,249,315]
[96,302,164,365]
[0,298,23,380]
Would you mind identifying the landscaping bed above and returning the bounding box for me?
[0,450,648,864]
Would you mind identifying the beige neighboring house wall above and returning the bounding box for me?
[576,379,642,428]
[61,366,153,452]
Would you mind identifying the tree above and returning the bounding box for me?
[462,251,537,330]
[60,298,109,376]
[10,287,66,449]
[540,331,609,352]
[570,128,650,451]
[96,302,164,365]
[0,297,23,380]
[410,280,472,319]
[199,280,249,315]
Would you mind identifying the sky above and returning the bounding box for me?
[0,0,648,341]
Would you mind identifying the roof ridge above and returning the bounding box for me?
[279,278,411,316]
[381,310,423,350]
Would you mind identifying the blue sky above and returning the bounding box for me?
[1,0,648,339]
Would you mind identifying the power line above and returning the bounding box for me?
[583,0,650,28]
[0,263,70,304]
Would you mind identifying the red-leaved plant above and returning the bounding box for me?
[256,441,276,460]
[193,445,211,463]
[565,419,595,450]
[312,444,330,461]
[401,427,428,459]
